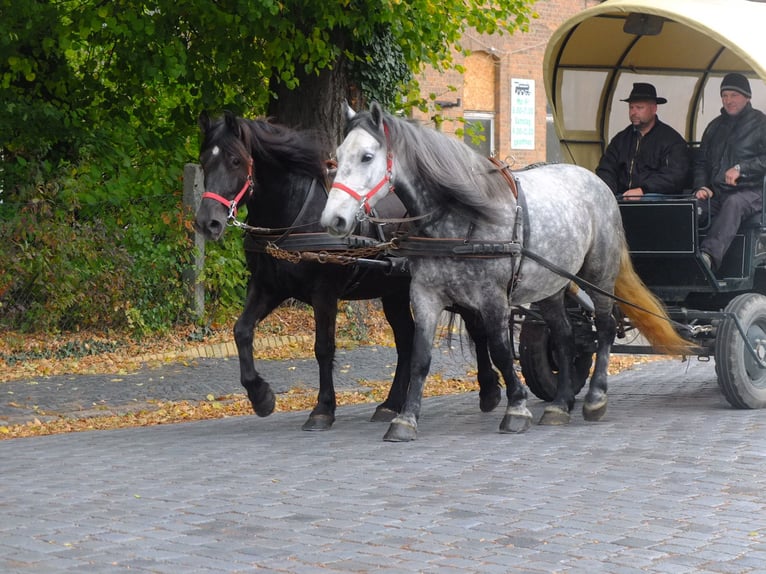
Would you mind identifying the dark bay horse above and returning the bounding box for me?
[321,102,690,441]
[193,111,502,430]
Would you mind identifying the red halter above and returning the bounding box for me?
[330,123,394,214]
[201,159,254,220]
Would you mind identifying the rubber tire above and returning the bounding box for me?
[714,293,766,409]
[518,320,592,402]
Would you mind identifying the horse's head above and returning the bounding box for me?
[194,111,254,241]
[321,102,394,237]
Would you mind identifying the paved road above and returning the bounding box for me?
[2,349,766,573]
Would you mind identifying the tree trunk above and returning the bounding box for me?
[267,61,354,159]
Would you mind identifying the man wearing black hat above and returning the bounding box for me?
[694,73,766,273]
[597,82,690,199]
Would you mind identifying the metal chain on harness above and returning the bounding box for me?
[264,241,395,266]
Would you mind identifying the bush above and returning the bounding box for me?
[198,229,249,328]
[0,142,202,335]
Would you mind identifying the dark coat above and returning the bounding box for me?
[693,102,766,193]
[596,118,690,195]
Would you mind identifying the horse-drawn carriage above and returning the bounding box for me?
[520,0,766,409]
[195,0,766,441]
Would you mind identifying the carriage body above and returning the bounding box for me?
[619,194,766,309]
[522,0,766,408]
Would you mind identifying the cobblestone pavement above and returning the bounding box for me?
[2,350,766,573]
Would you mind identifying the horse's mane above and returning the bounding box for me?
[347,109,511,224]
[202,112,327,183]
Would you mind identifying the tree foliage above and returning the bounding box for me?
[0,0,535,334]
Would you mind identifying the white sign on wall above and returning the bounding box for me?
[511,78,535,150]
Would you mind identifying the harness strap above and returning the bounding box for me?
[488,157,518,199]
[390,236,521,258]
[271,178,322,242]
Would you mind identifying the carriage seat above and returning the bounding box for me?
[737,174,766,231]
[698,175,766,232]
[740,211,763,230]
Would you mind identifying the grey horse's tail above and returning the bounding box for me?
[614,243,692,355]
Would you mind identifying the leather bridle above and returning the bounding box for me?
[201,159,254,220]
[330,123,394,215]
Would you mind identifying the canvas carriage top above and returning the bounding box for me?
[544,0,766,171]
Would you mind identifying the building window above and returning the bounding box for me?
[463,112,495,157]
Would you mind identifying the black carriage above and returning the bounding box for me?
[519,0,766,408]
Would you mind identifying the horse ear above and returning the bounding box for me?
[198,111,211,133]
[370,101,384,130]
[342,100,356,121]
[224,110,238,132]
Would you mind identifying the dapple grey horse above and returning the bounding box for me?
[321,103,688,441]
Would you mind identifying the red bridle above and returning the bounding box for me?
[201,159,254,220]
[330,123,394,214]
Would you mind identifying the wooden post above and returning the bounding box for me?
[183,163,206,318]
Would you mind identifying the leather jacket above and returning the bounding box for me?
[596,118,691,195]
[693,102,766,193]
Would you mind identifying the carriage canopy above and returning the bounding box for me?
[544,0,766,170]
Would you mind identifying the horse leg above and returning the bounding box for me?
[582,303,616,422]
[457,308,502,412]
[383,293,441,442]
[371,292,415,422]
[537,292,577,426]
[481,303,532,434]
[234,282,281,417]
[301,295,338,431]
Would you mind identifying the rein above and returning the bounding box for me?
[518,247,692,333]
[201,159,254,220]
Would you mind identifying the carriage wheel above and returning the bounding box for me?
[518,320,592,402]
[714,293,766,409]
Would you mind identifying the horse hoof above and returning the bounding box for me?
[583,399,607,422]
[370,405,398,422]
[499,405,533,433]
[301,413,335,431]
[538,406,571,426]
[383,418,417,442]
[252,389,276,417]
[479,386,502,413]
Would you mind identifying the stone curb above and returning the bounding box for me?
[135,334,314,364]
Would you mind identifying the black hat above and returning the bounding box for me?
[720,73,752,98]
[620,82,667,104]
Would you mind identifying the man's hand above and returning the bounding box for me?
[622,187,644,200]
[695,187,713,200]
[724,164,741,186]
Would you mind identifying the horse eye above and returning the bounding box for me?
[231,156,241,167]
[361,152,374,163]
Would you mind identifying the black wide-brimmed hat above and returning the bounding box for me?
[620,82,668,104]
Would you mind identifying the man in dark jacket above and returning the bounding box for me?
[597,82,690,199]
[694,73,766,272]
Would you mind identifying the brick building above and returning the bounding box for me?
[412,0,602,168]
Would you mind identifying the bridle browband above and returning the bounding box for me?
[330,123,394,215]
[201,158,254,220]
